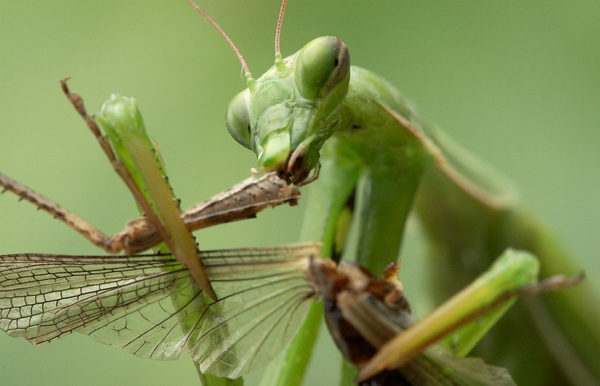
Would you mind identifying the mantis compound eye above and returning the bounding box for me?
[295,36,350,101]
[226,89,252,149]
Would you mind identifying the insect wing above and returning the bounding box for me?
[0,243,319,378]
[0,253,185,346]
[192,245,316,377]
[418,345,515,386]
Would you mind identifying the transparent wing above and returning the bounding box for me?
[0,243,319,377]
[415,345,516,386]
[0,253,187,347]
[193,252,313,377]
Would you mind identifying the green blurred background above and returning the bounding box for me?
[0,1,598,385]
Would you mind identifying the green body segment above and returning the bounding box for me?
[96,96,216,300]
[226,36,598,385]
[304,65,432,271]
[95,96,232,384]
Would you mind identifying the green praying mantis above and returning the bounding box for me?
[215,0,599,385]
[0,0,596,386]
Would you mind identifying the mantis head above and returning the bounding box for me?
[226,36,351,184]
[186,1,350,184]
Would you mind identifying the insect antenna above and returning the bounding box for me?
[274,0,288,72]
[186,0,252,78]
[274,0,288,55]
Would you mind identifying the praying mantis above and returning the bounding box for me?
[2,3,593,386]
[217,1,599,385]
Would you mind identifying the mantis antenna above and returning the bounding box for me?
[274,0,288,55]
[186,0,252,77]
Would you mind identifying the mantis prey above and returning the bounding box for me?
[0,219,581,386]
[0,80,321,383]
[211,0,598,385]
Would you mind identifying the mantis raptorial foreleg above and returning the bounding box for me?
[68,80,215,297]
